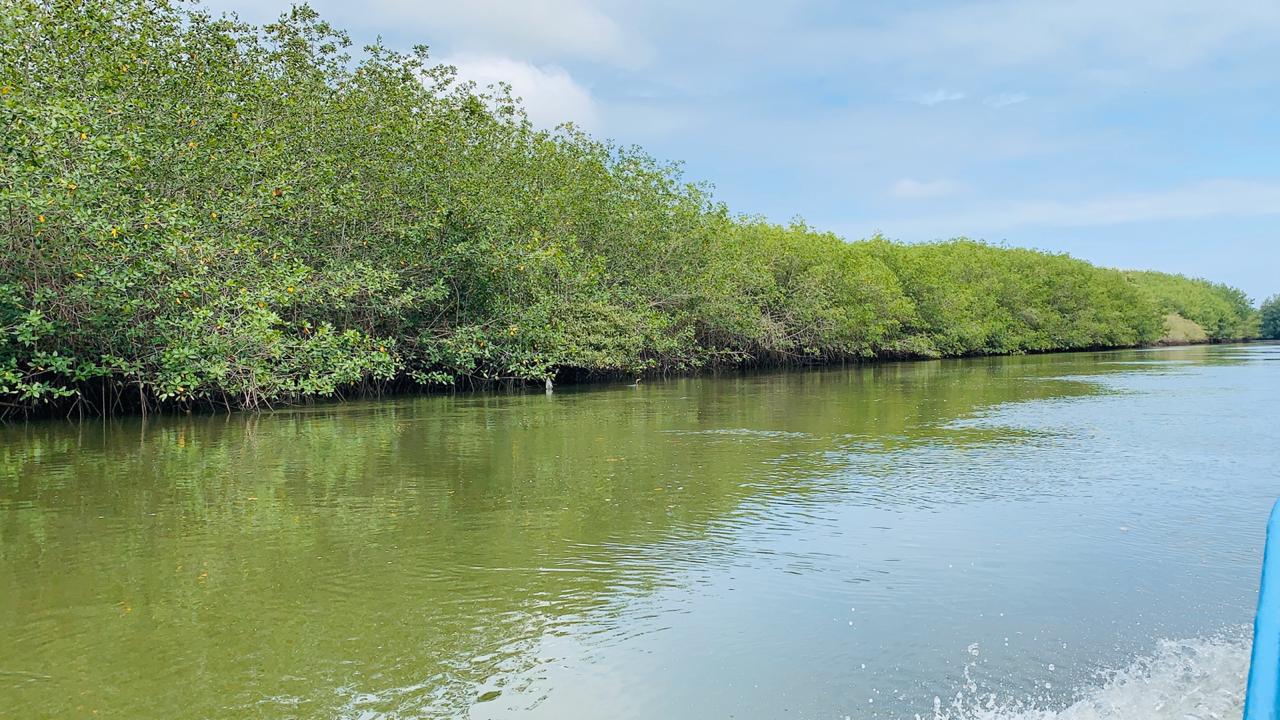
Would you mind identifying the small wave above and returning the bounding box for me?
[665,428,812,439]
[924,633,1248,720]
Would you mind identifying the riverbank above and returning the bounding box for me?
[14,336,1268,423]
[0,1,1261,418]
[1,231,1258,419]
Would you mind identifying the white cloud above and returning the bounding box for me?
[910,89,965,106]
[889,178,965,199]
[870,179,1280,237]
[440,55,599,130]
[983,93,1029,108]
[349,0,646,67]
[845,0,1280,83]
[208,0,649,67]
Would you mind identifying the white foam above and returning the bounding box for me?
[924,634,1249,720]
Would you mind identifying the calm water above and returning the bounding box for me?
[2,344,1279,720]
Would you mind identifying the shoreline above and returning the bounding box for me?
[9,338,1268,423]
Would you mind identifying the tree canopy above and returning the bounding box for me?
[0,0,1261,416]
[1261,296,1280,340]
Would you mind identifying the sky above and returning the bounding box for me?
[204,0,1279,303]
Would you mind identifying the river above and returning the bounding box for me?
[2,343,1278,719]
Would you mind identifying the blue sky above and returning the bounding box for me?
[205,0,1279,303]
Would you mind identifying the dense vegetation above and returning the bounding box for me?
[0,0,1261,416]
[1123,271,1257,342]
[1262,296,1280,339]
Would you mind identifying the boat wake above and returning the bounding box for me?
[924,633,1249,720]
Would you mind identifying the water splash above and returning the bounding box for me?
[924,633,1248,720]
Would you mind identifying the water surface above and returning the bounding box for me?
[2,343,1278,719]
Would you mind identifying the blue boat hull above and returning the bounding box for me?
[1246,501,1280,720]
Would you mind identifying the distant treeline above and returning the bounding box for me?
[0,1,1261,415]
[1262,296,1280,340]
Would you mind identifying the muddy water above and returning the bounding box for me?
[2,343,1277,719]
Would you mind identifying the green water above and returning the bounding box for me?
[2,344,1278,719]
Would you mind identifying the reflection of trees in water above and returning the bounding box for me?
[0,348,1207,718]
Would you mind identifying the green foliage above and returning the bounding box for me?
[862,239,1168,357]
[1125,272,1259,341]
[0,0,1260,415]
[1261,296,1280,339]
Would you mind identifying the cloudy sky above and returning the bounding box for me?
[205,0,1279,302]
